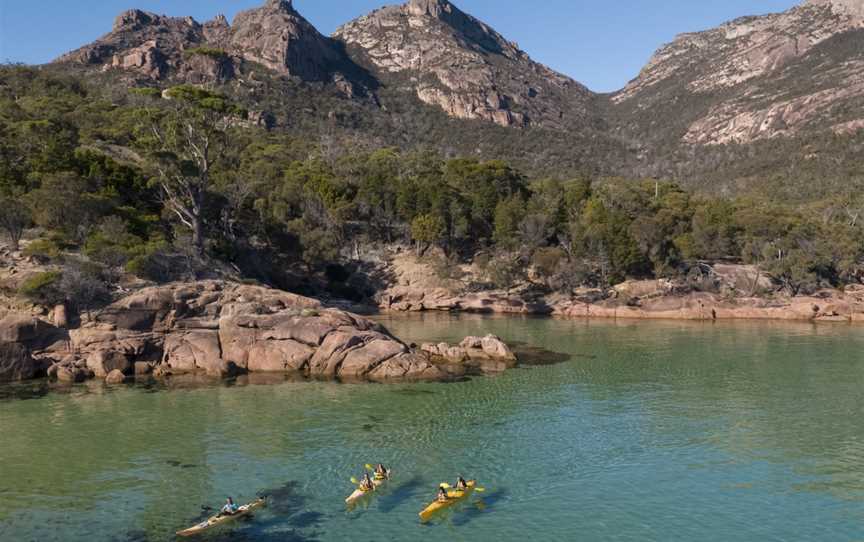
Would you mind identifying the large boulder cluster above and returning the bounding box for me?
[0,281,520,385]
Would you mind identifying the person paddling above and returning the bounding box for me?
[220,497,239,516]
[455,476,468,491]
[359,473,375,492]
[374,464,389,479]
[437,485,449,502]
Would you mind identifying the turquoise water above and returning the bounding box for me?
[2,315,864,541]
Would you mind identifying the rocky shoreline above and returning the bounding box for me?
[375,255,864,323]
[5,257,864,389]
[379,286,864,323]
[0,281,518,386]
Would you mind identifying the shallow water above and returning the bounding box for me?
[2,315,864,541]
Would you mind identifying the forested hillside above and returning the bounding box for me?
[3,64,864,316]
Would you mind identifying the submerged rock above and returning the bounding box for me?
[421,334,518,374]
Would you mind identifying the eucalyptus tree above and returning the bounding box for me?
[134,86,245,253]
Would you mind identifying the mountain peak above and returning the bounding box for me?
[264,0,295,12]
[406,0,454,18]
[113,9,159,31]
[335,0,593,128]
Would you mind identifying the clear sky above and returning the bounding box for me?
[0,0,800,92]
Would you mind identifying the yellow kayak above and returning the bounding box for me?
[345,469,391,504]
[176,498,266,537]
[419,481,476,522]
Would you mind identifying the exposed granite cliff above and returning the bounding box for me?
[0,281,521,385]
[334,0,597,128]
[612,0,864,145]
[55,0,368,93]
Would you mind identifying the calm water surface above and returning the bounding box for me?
[2,315,864,541]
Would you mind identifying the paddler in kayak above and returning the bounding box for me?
[359,473,375,492]
[374,464,389,479]
[436,485,450,502]
[455,476,468,491]
[219,497,239,517]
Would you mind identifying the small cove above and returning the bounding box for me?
[2,314,864,541]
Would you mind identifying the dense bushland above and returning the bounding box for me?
[3,65,864,308]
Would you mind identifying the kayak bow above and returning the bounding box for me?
[176,497,266,537]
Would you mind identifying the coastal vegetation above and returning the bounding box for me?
[2,65,864,313]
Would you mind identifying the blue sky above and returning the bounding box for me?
[0,0,800,92]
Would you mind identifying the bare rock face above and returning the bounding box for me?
[4,280,451,384]
[54,0,366,95]
[0,312,68,382]
[229,0,341,81]
[57,9,204,81]
[334,0,596,128]
[612,0,864,145]
[0,342,37,382]
[86,350,132,377]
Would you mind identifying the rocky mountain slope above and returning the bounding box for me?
[611,0,864,147]
[45,0,864,188]
[334,0,598,128]
[55,0,599,130]
[56,0,372,96]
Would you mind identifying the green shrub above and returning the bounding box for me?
[184,47,229,60]
[124,239,170,281]
[18,271,62,304]
[83,217,145,268]
[22,239,61,262]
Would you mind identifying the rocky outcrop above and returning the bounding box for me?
[373,251,553,314]
[57,9,207,81]
[3,281,528,384]
[79,281,447,382]
[554,288,864,322]
[54,0,366,93]
[0,312,68,381]
[380,286,552,315]
[421,335,517,374]
[420,335,516,364]
[372,254,864,323]
[334,0,596,128]
[616,1,864,103]
[228,0,343,82]
[612,0,864,146]
[0,342,37,382]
